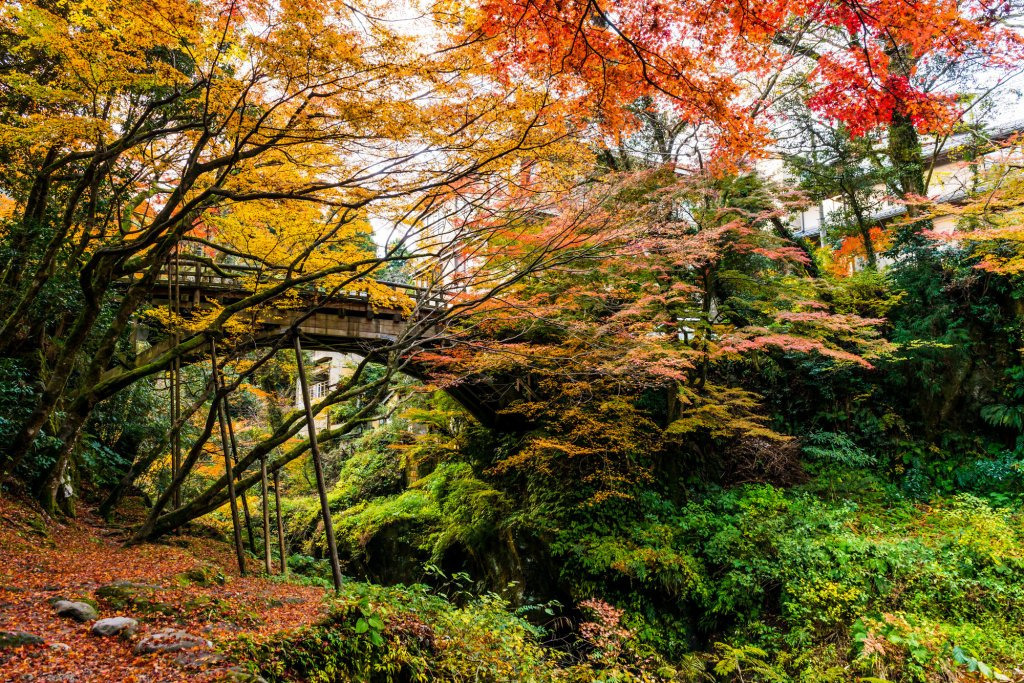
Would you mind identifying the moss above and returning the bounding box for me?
[94,581,174,616]
[176,562,229,587]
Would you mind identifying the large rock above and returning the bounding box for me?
[134,628,210,655]
[53,600,98,622]
[0,630,44,648]
[91,617,138,638]
[222,667,269,683]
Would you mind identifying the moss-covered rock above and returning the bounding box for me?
[0,631,44,648]
[95,580,174,616]
[176,562,228,587]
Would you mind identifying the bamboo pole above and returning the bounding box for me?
[294,335,342,591]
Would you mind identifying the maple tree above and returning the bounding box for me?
[0,0,588,513]
[0,0,1023,677]
[457,0,1023,162]
[423,167,887,500]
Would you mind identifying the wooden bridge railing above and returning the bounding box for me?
[149,255,450,311]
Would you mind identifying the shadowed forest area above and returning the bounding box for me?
[2,0,1024,681]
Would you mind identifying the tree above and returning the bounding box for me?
[940,135,1024,276]
[422,169,887,501]
[0,0,588,511]
[459,0,1022,168]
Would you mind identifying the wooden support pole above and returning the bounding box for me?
[273,468,287,575]
[172,356,181,509]
[167,255,181,508]
[260,454,272,574]
[223,396,257,552]
[170,248,184,508]
[294,335,343,591]
[211,340,246,577]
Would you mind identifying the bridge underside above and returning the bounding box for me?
[133,296,522,430]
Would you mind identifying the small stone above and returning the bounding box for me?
[53,600,98,622]
[0,631,45,648]
[48,643,71,652]
[90,617,138,638]
[133,628,210,655]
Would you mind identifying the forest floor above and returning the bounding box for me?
[0,495,327,682]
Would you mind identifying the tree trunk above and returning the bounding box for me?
[889,111,926,200]
[223,394,257,552]
[100,377,216,520]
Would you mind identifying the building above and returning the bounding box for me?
[785,119,1024,273]
[295,351,360,429]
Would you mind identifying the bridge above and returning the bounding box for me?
[128,256,521,429]
[144,257,446,353]
[122,256,526,576]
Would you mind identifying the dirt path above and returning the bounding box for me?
[0,497,328,682]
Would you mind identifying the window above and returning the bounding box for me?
[311,373,330,399]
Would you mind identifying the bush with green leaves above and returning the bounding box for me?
[234,582,563,682]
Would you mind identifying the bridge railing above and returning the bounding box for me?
[153,255,449,310]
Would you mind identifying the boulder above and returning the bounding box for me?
[0,630,44,648]
[133,628,210,655]
[90,617,139,638]
[95,581,155,605]
[53,600,98,622]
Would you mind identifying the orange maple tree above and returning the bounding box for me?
[452,0,1022,161]
[418,169,887,499]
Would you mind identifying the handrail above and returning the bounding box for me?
[148,260,449,310]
